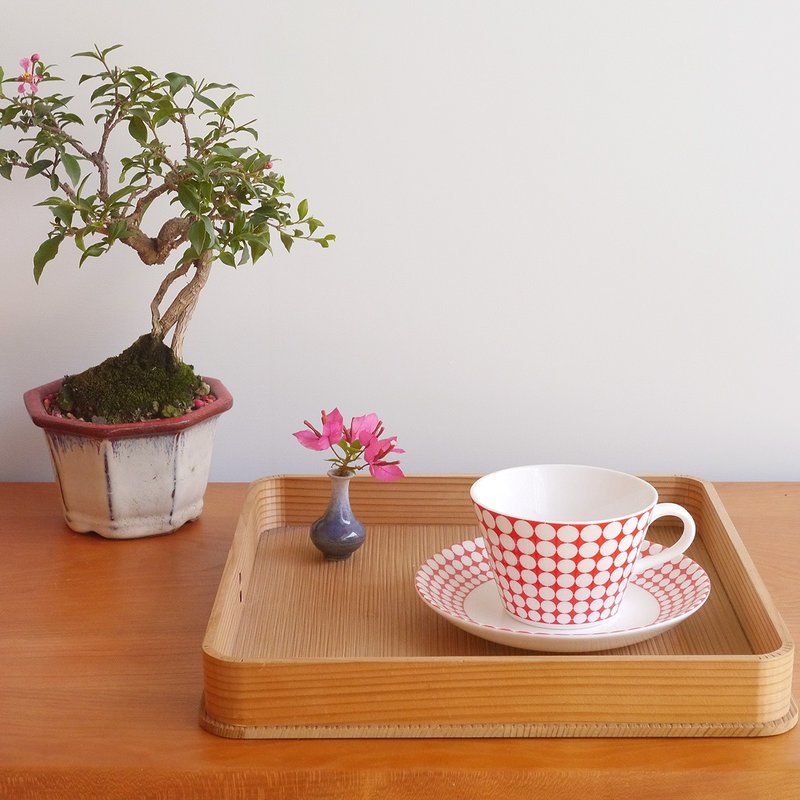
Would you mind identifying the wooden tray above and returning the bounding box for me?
[201,475,797,738]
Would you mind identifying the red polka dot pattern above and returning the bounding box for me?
[415,538,711,636]
[472,502,656,626]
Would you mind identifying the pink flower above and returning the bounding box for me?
[293,408,344,451]
[364,435,405,481]
[293,408,404,481]
[364,435,402,462]
[17,54,42,95]
[347,413,380,446]
[369,461,404,481]
[17,78,39,94]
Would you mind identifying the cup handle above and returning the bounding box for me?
[631,502,696,575]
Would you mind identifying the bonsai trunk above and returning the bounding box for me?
[149,249,213,361]
[118,211,214,360]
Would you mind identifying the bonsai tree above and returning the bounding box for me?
[0,46,333,422]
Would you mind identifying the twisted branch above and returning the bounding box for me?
[121,215,192,265]
[155,249,214,359]
[150,260,191,337]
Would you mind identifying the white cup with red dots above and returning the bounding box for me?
[469,464,696,628]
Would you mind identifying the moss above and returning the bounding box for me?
[56,334,204,424]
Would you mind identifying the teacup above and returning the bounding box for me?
[470,464,696,628]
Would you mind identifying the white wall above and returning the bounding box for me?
[2,1,799,482]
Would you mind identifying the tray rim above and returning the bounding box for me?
[199,697,800,740]
[201,473,797,738]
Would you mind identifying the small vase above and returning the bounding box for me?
[310,470,365,560]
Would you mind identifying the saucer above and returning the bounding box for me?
[414,538,711,653]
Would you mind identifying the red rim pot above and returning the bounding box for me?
[23,377,233,539]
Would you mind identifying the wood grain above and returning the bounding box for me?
[1,481,799,799]
[201,475,795,737]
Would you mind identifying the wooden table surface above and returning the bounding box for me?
[0,481,797,799]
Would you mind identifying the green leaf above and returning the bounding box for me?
[90,82,113,103]
[250,237,270,263]
[188,219,209,254]
[201,215,216,238]
[177,183,201,215]
[106,185,135,205]
[122,71,144,89]
[194,94,218,110]
[218,250,236,267]
[127,65,154,81]
[53,204,74,227]
[79,242,106,267]
[61,152,81,186]
[107,220,128,240]
[128,107,151,121]
[128,116,148,145]
[25,160,52,178]
[100,44,124,58]
[33,235,63,283]
[58,112,85,125]
[33,196,65,208]
[1,106,20,124]
[151,104,176,127]
[0,67,5,99]
[0,163,12,181]
[297,198,308,220]
[165,72,192,94]
[75,174,92,197]
[184,157,207,176]
[211,144,248,159]
[280,232,293,253]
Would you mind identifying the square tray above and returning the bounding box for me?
[201,475,797,738]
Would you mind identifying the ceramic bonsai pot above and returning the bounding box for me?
[23,377,233,539]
